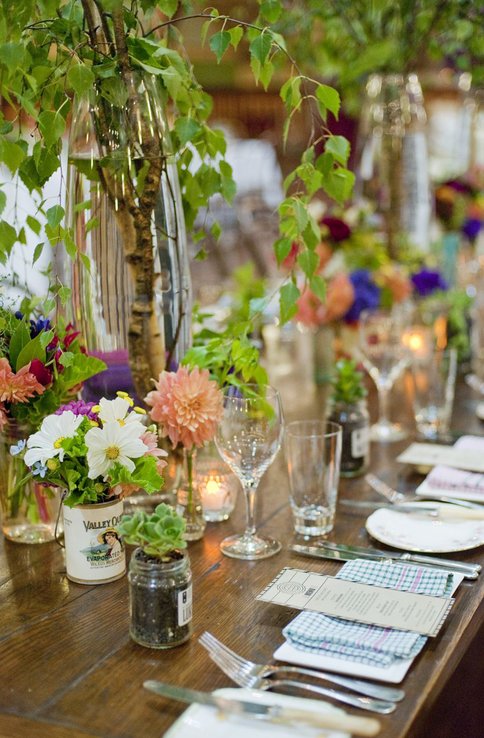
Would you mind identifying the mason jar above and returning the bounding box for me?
[128,548,192,649]
[327,400,370,477]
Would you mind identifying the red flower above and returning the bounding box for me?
[29,359,53,387]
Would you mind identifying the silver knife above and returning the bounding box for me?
[339,499,484,520]
[290,543,480,578]
[143,680,381,736]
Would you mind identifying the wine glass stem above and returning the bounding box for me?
[378,386,391,426]
[243,479,258,538]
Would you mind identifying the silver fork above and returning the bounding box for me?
[199,631,398,714]
[365,473,483,510]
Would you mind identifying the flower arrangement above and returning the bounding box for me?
[118,503,186,560]
[14,395,167,508]
[145,366,224,538]
[0,306,106,430]
[435,178,484,241]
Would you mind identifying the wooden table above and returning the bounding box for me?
[1,378,483,738]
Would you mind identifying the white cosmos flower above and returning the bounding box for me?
[24,411,84,467]
[85,421,147,479]
[97,397,145,430]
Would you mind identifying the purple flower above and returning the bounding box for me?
[344,270,381,323]
[320,216,351,243]
[29,316,52,338]
[55,399,98,421]
[463,218,481,241]
[411,269,448,297]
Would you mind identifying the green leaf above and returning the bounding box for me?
[46,205,64,229]
[309,274,327,302]
[228,26,243,50]
[100,77,129,107]
[0,220,17,257]
[280,76,301,110]
[58,351,74,368]
[316,84,341,120]
[209,30,231,62]
[9,321,31,369]
[174,117,202,146]
[32,242,44,265]
[260,0,282,23]
[293,198,309,232]
[297,249,319,278]
[26,215,41,235]
[259,60,274,91]
[280,282,300,324]
[0,190,5,216]
[0,139,26,172]
[67,64,95,98]
[157,0,178,18]
[325,136,351,166]
[38,111,66,149]
[16,332,49,371]
[274,237,293,265]
[249,32,272,66]
[322,168,355,204]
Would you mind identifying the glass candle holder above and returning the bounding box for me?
[196,457,238,522]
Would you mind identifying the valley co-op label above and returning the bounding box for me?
[63,499,126,583]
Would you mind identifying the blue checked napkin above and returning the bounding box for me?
[283,559,454,667]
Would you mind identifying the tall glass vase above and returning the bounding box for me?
[0,422,62,544]
[59,73,192,403]
[355,73,431,256]
[176,449,206,542]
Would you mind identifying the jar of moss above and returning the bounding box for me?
[327,358,370,477]
[118,504,192,649]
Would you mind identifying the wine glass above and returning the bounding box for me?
[215,385,284,560]
[359,308,411,442]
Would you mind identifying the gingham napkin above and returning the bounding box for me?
[283,559,454,667]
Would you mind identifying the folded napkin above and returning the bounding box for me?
[283,560,453,668]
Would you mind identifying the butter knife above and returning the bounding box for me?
[290,543,480,577]
[340,499,484,520]
[143,681,381,736]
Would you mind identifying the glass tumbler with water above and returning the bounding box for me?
[285,420,342,536]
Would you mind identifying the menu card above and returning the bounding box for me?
[257,568,454,637]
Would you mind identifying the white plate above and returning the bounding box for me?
[164,688,349,738]
[366,503,484,553]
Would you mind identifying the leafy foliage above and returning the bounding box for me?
[0,0,354,339]
[118,503,187,558]
[273,1,483,107]
[331,358,367,405]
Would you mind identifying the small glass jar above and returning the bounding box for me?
[128,548,192,649]
[327,400,370,477]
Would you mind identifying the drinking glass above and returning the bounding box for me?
[285,420,342,536]
[215,385,284,560]
[411,347,457,440]
[359,308,411,442]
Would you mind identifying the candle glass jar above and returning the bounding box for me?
[196,456,239,522]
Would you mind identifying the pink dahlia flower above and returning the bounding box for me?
[0,358,45,403]
[145,366,224,450]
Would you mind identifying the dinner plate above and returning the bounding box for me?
[164,688,349,738]
[366,503,484,553]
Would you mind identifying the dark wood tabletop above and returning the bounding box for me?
[1,375,483,738]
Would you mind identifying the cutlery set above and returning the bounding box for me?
[145,473,481,734]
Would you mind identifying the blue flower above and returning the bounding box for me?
[32,462,48,478]
[29,316,52,338]
[9,440,26,456]
[344,270,381,323]
[411,269,448,297]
